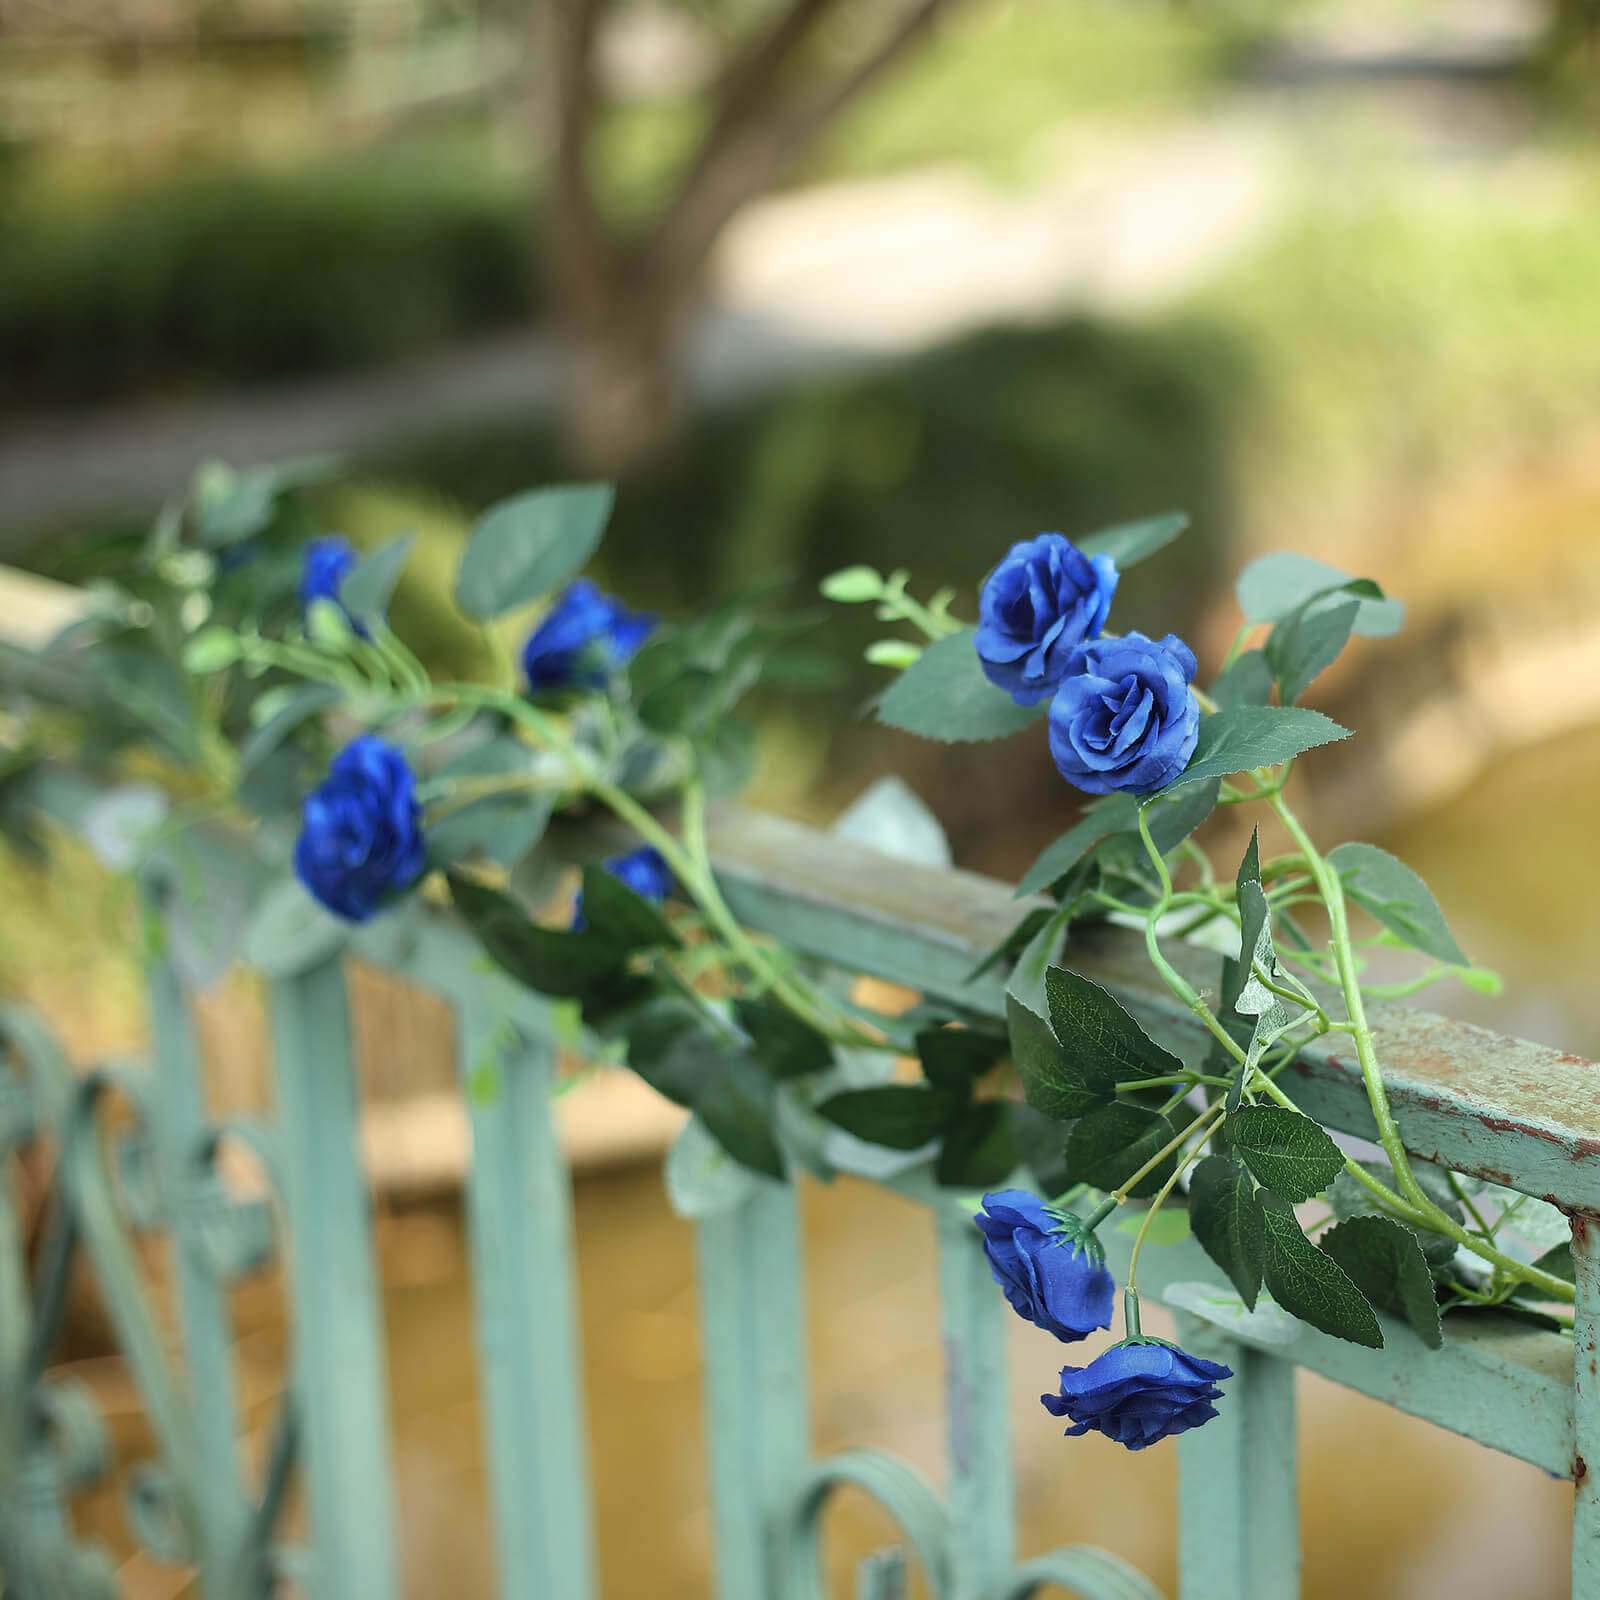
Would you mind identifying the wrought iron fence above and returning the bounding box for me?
[2,768,1597,1598]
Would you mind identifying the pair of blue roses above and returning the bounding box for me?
[293,538,660,923]
[974,534,1199,796]
[976,1191,1231,1450]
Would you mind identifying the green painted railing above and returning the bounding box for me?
[3,769,1598,1597]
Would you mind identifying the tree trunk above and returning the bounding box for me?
[558,291,692,477]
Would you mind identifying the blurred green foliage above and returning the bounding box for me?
[0,147,536,405]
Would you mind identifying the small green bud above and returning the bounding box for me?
[820,566,883,604]
[864,639,922,669]
[182,626,241,674]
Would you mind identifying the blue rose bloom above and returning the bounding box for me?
[572,845,674,932]
[975,1190,1115,1343]
[975,534,1118,706]
[294,735,426,922]
[1048,631,1200,796]
[299,536,367,635]
[521,579,656,693]
[1042,1340,1232,1450]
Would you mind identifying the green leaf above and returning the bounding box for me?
[816,1085,959,1150]
[1237,552,1404,638]
[1320,1216,1443,1348]
[1065,1101,1177,1197]
[1014,798,1139,898]
[454,483,615,621]
[1212,649,1273,709]
[936,1101,1020,1188]
[1189,1155,1265,1309]
[1011,1102,1071,1194]
[1164,704,1350,793]
[734,997,833,1081]
[1001,905,1069,1015]
[1045,966,1183,1091]
[447,873,624,999]
[694,1055,787,1180]
[875,628,1042,742]
[1228,1105,1346,1203]
[243,876,349,977]
[665,1115,758,1220]
[916,1026,1007,1092]
[425,741,553,870]
[1259,1191,1383,1347]
[1077,510,1188,569]
[1265,596,1360,706]
[1327,1160,1462,1271]
[238,683,340,773]
[341,533,414,622]
[1013,781,1216,900]
[1327,843,1467,967]
[1005,992,1105,1122]
[969,907,1055,982]
[578,863,680,952]
[1230,829,1291,1111]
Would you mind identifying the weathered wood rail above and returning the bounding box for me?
[2,766,1598,1597]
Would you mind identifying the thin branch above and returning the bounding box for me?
[645,0,960,301]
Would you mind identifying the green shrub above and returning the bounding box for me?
[0,154,537,404]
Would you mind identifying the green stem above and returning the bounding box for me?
[1267,789,1572,1303]
[1127,1126,1218,1289]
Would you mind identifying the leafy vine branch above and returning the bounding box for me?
[4,461,1574,1458]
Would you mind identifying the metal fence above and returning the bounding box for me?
[2,771,1597,1598]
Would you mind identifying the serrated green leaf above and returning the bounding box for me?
[1259,1191,1383,1347]
[1265,595,1359,705]
[936,1101,1020,1188]
[1045,966,1183,1091]
[1065,1101,1176,1198]
[1189,1155,1265,1309]
[1237,552,1404,638]
[1327,1160,1462,1271]
[454,483,615,621]
[1005,993,1106,1122]
[1212,649,1273,709]
[1228,1105,1346,1202]
[1327,842,1467,967]
[815,1085,959,1149]
[916,1026,1007,1093]
[875,627,1043,742]
[1077,510,1188,569]
[1320,1215,1443,1348]
[1165,704,1350,793]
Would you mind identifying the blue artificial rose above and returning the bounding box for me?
[572,845,674,931]
[521,579,656,693]
[1042,1339,1231,1450]
[1047,631,1199,796]
[299,536,365,634]
[975,534,1118,706]
[294,735,426,922]
[974,1189,1115,1343]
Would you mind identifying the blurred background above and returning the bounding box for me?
[3,0,1600,1594]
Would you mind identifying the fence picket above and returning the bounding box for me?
[267,960,399,1599]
